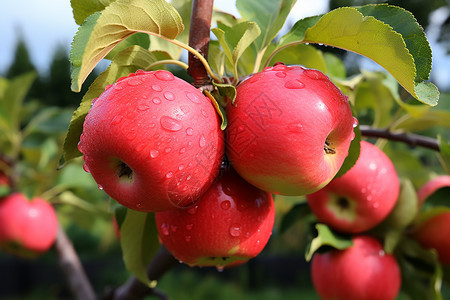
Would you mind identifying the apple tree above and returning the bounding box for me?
[2,0,450,299]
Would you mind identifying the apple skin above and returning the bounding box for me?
[311,235,401,300]
[154,167,275,268]
[79,70,224,212]
[226,63,355,196]
[306,141,399,233]
[417,175,450,207]
[0,193,58,259]
[411,212,450,265]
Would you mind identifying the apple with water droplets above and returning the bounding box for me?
[0,193,58,259]
[311,235,401,300]
[226,63,356,196]
[155,166,275,269]
[307,141,399,233]
[78,70,224,212]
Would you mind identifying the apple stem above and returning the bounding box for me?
[54,224,97,300]
[188,0,215,88]
[359,125,440,151]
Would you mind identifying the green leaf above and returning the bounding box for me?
[393,110,450,132]
[305,223,353,262]
[437,135,450,174]
[279,202,311,234]
[204,89,228,131]
[70,0,184,92]
[236,0,297,51]
[105,33,150,60]
[70,0,116,25]
[120,210,159,287]
[334,124,361,178]
[212,21,261,80]
[208,41,226,78]
[275,6,437,105]
[62,46,170,165]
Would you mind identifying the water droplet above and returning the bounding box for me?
[127,132,137,141]
[273,64,287,71]
[160,116,182,132]
[185,235,191,242]
[138,103,150,111]
[284,80,305,89]
[136,144,146,152]
[186,127,194,136]
[180,105,190,114]
[369,162,377,171]
[367,195,373,202]
[136,202,143,208]
[179,147,186,154]
[155,70,175,81]
[288,122,303,133]
[361,188,367,194]
[165,147,172,154]
[166,172,174,179]
[304,69,328,80]
[178,165,185,171]
[152,97,161,105]
[170,225,178,232]
[150,150,160,158]
[114,84,124,91]
[77,141,83,152]
[187,205,198,215]
[164,91,175,101]
[82,163,90,173]
[152,85,162,92]
[229,224,241,237]
[186,224,194,230]
[379,250,385,257]
[160,224,169,236]
[127,78,142,86]
[216,266,225,272]
[98,184,104,190]
[201,109,209,118]
[199,135,206,148]
[135,69,146,75]
[111,115,123,125]
[372,202,380,208]
[186,92,201,104]
[245,232,251,238]
[221,200,231,210]
[263,67,273,72]
[353,117,359,128]
[275,71,287,78]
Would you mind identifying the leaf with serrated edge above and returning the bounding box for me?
[121,209,159,287]
[305,223,353,262]
[62,46,170,165]
[70,0,184,92]
[70,0,116,25]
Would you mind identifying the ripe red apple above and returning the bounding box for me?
[306,141,399,233]
[311,235,401,300]
[417,175,450,207]
[0,193,58,259]
[154,166,275,268]
[79,70,224,212]
[411,211,450,265]
[226,63,355,196]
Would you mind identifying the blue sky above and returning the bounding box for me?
[1,0,448,90]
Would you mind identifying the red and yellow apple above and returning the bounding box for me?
[155,167,275,268]
[307,141,400,233]
[79,70,224,212]
[226,63,355,196]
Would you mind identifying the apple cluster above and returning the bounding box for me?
[78,64,357,268]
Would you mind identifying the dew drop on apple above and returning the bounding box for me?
[186,92,201,104]
[82,163,90,173]
[138,103,150,111]
[166,172,174,179]
[155,70,175,81]
[179,147,186,154]
[152,97,161,105]
[152,85,162,92]
[170,225,178,232]
[185,235,191,242]
[229,224,241,237]
[186,223,193,230]
[111,115,123,125]
[304,69,328,81]
[135,144,146,153]
[77,141,83,152]
[275,72,287,78]
[221,200,231,210]
[127,132,137,141]
[160,224,170,236]
[98,184,104,190]
[186,127,194,136]
[160,116,182,132]
[284,80,305,89]
[178,165,185,171]
[114,84,124,91]
[187,205,198,215]
[164,91,175,101]
[150,149,160,159]
[288,122,304,133]
[353,117,359,128]
[199,135,206,148]
[127,78,142,86]
[201,109,209,118]
[372,202,380,209]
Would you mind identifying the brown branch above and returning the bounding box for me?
[55,224,97,300]
[359,125,440,151]
[103,246,178,300]
[188,0,214,87]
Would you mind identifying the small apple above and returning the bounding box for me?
[411,211,450,265]
[306,141,399,233]
[226,63,355,196]
[417,175,450,207]
[79,70,224,212]
[311,235,401,300]
[155,166,275,269]
[0,193,58,259]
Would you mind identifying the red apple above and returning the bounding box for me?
[311,235,401,300]
[306,141,399,233]
[226,63,355,196]
[79,70,224,212]
[417,175,450,207]
[0,193,58,259]
[155,166,275,268]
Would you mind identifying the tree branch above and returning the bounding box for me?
[55,224,97,300]
[359,125,440,151]
[188,0,214,87]
[104,246,178,300]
